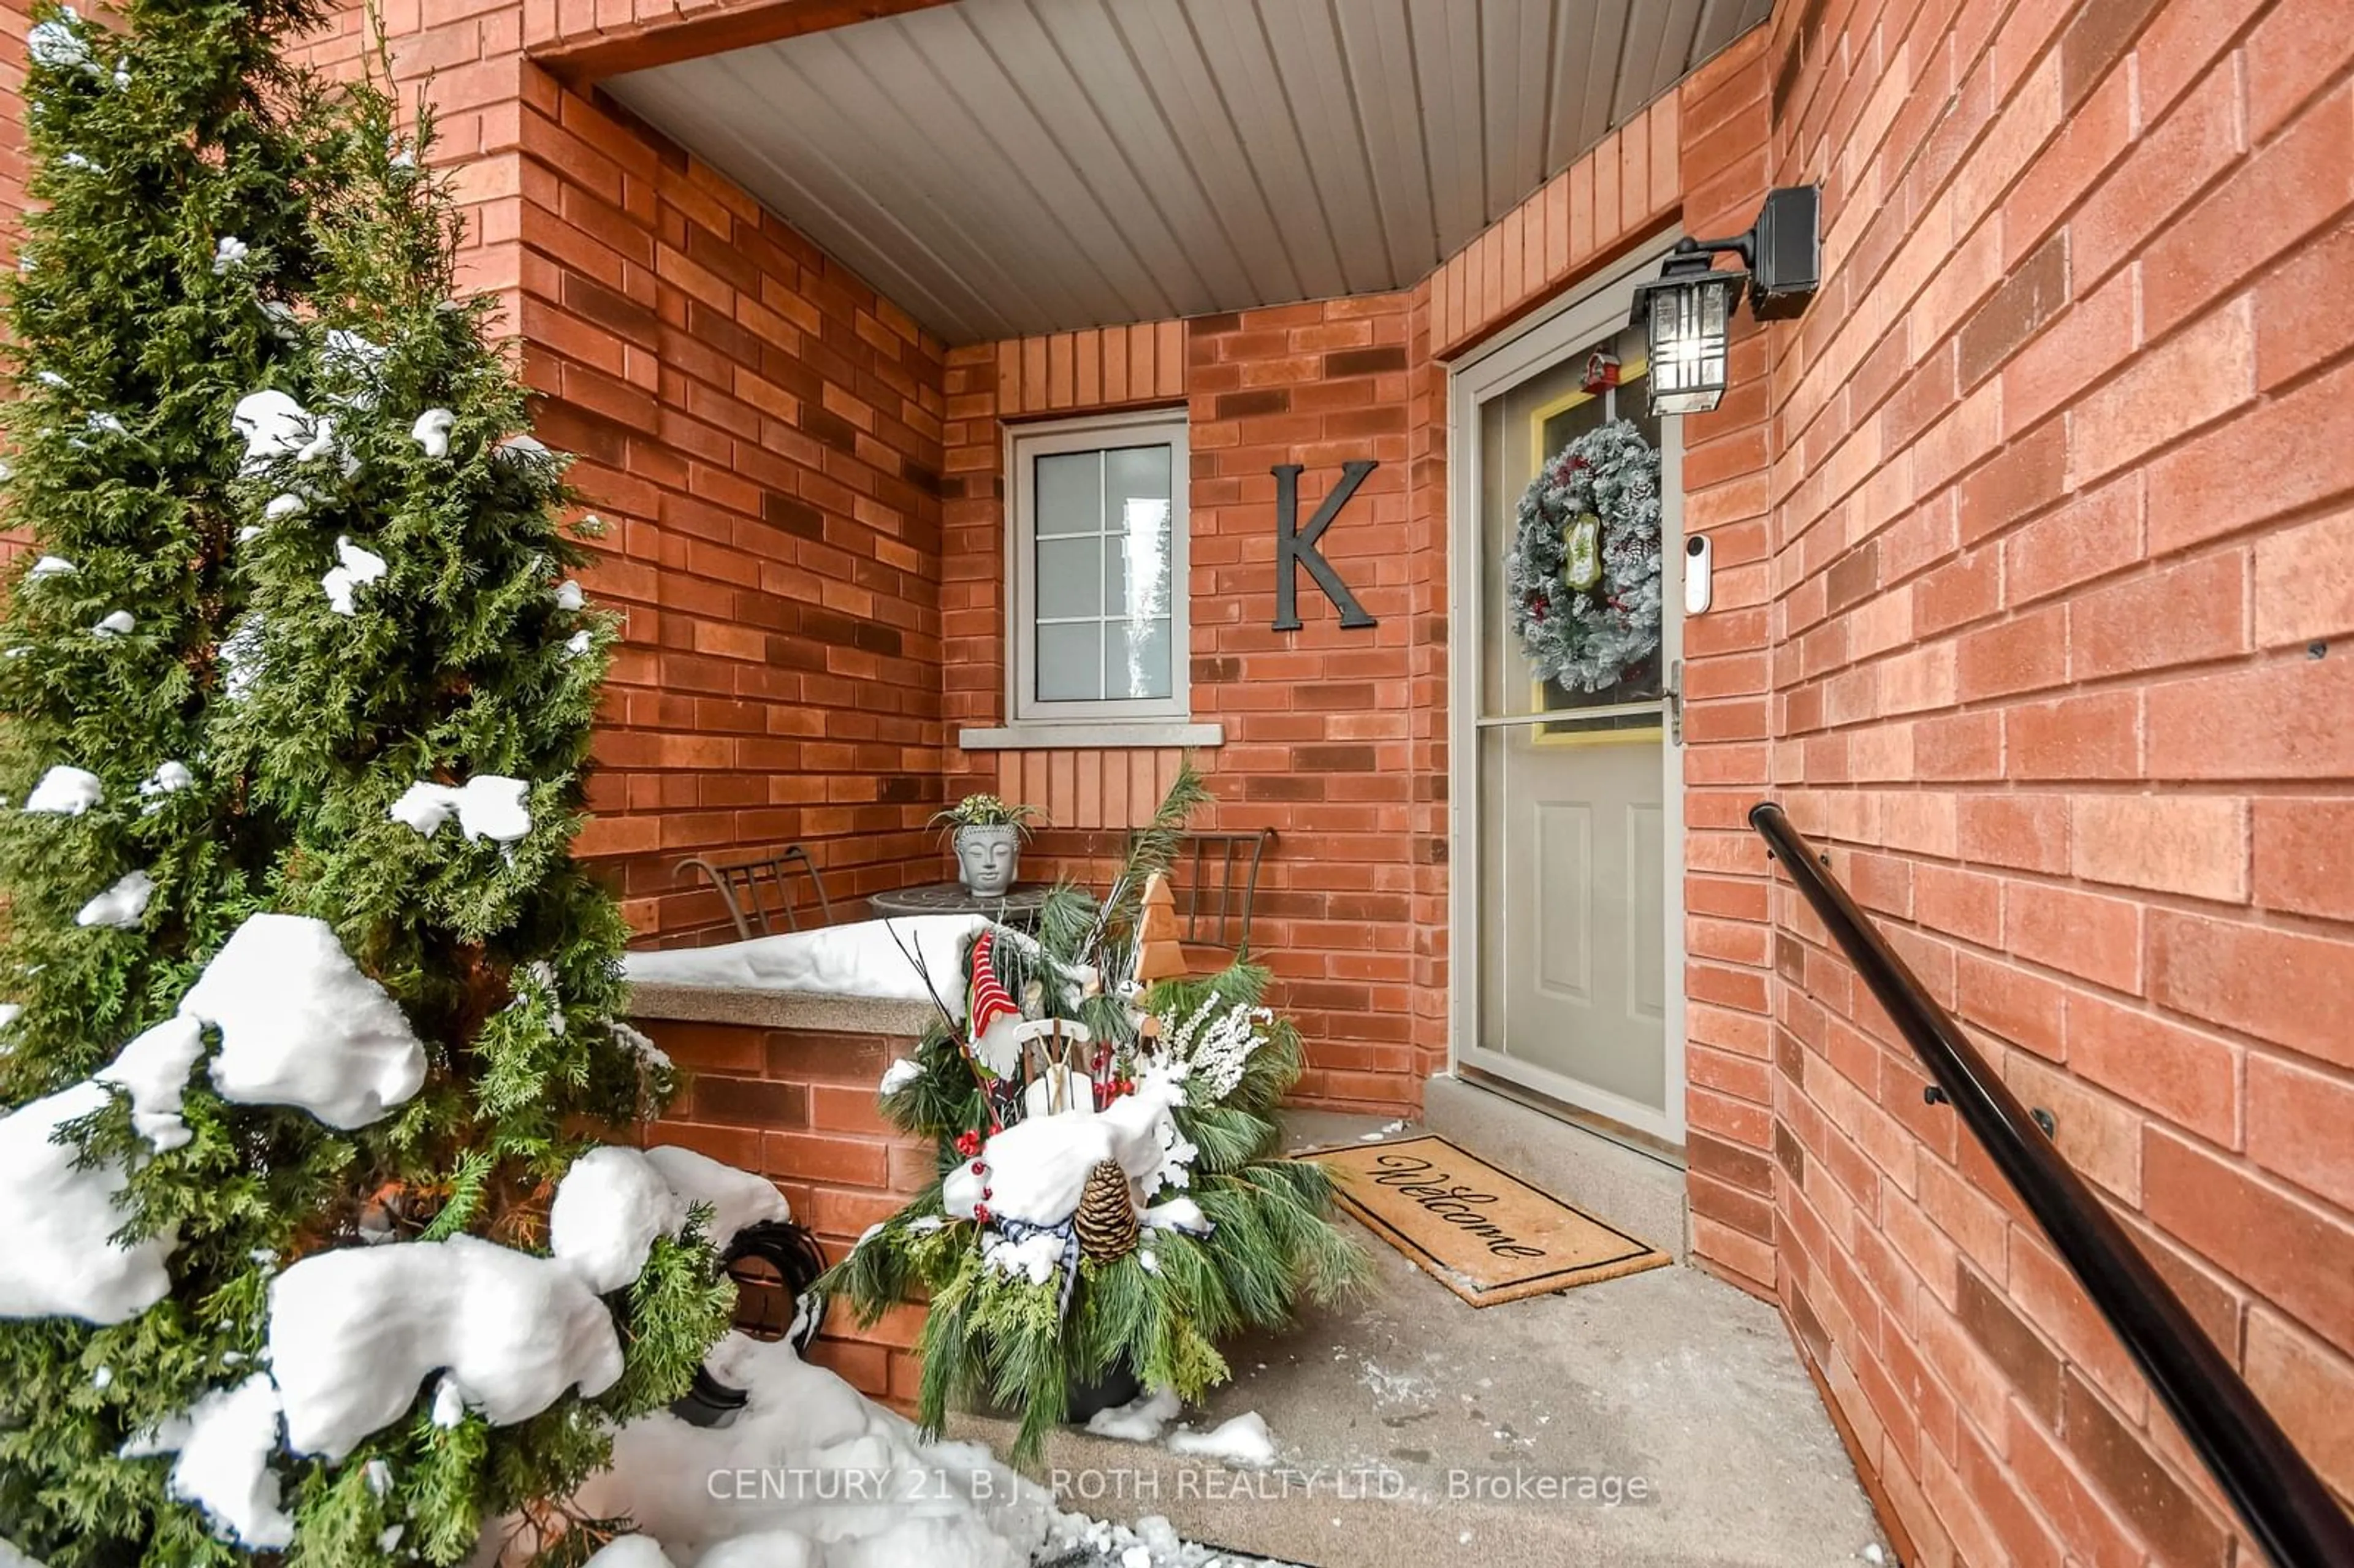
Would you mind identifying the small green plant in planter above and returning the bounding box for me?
[934,793,1045,897]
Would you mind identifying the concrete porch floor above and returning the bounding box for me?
[949,1111,1890,1568]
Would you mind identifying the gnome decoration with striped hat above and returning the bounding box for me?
[964,927,1027,1129]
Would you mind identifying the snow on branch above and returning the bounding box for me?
[267,1234,623,1460]
[548,1144,788,1294]
[390,775,531,846]
[0,1082,177,1322]
[183,913,425,1130]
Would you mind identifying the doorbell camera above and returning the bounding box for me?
[1685,535,1713,615]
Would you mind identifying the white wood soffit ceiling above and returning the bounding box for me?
[603,0,1772,344]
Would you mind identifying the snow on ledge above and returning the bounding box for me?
[622,915,984,1021]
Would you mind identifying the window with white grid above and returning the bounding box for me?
[1007,410,1190,723]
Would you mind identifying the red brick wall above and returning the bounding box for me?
[297,4,951,942]
[514,77,948,939]
[939,304,1434,1114]
[0,4,25,259]
[631,1011,931,1407]
[1421,7,2354,1556]
[1742,0,2354,1561]
[1425,33,1786,1292]
[1675,32,1789,1320]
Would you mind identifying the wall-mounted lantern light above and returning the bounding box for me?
[1631,185,1822,417]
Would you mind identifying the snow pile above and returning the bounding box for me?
[1084,1392,1278,1471]
[584,1541,672,1568]
[390,775,532,846]
[564,630,593,658]
[90,610,135,639]
[212,237,248,275]
[231,390,317,470]
[622,915,986,1016]
[980,1229,1067,1286]
[93,1015,205,1152]
[25,555,75,582]
[878,1057,923,1095]
[549,1146,687,1294]
[0,1534,42,1567]
[497,434,554,466]
[566,1334,1284,1567]
[410,408,454,457]
[183,913,425,1129]
[0,1081,176,1322]
[138,761,193,811]
[295,417,340,466]
[268,1233,623,1460]
[1165,1412,1277,1469]
[264,492,304,522]
[614,1020,671,1071]
[321,537,387,615]
[644,1144,790,1246]
[321,330,386,406]
[77,869,154,930]
[1084,1387,1179,1444]
[945,1110,1105,1227]
[1141,1197,1209,1236]
[219,617,263,700]
[28,13,93,73]
[942,1070,1187,1226]
[151,1374,295,1548]
[569,1333,1063,1568]
[24,765,102,815]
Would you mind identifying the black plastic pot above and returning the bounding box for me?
[1060,1357,1143,1423]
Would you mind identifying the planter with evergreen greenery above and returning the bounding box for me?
[828,767,1364,1464]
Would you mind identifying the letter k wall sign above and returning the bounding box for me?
[1271,460,1377,631]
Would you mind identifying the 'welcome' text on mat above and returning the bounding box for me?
[1305,1135,1670,1306]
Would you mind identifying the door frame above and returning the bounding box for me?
[1446,237,1690,1152]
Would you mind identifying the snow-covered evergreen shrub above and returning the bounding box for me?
[0,6,729,1562]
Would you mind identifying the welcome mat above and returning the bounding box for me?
[1304,1135,1669,1306]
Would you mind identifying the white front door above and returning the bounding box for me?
[1452,253,1687,1152]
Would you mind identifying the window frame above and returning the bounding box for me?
[1004,407,1192,726]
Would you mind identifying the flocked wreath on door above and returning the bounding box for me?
[1504,418,1666,693]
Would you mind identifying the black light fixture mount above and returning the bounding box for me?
[1631,185,1822,416]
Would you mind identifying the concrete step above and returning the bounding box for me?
[1419,1073,1691,1263]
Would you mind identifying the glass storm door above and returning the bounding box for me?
[1459,273,1686,1151]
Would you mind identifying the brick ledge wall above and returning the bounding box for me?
[630,1005,932,1407]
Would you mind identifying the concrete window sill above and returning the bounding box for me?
[956,721,1224,751]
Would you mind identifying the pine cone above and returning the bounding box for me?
[1075,1157,1140,1263]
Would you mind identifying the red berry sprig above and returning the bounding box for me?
[954,1130,983,1159]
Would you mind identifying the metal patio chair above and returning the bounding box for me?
[672,845,834,941]
[1127,828,1276,959]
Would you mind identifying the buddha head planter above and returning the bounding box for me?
[954,823,1021,897]
[934,794,1043,899]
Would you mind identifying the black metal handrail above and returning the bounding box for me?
[1749,801,2354,1568]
